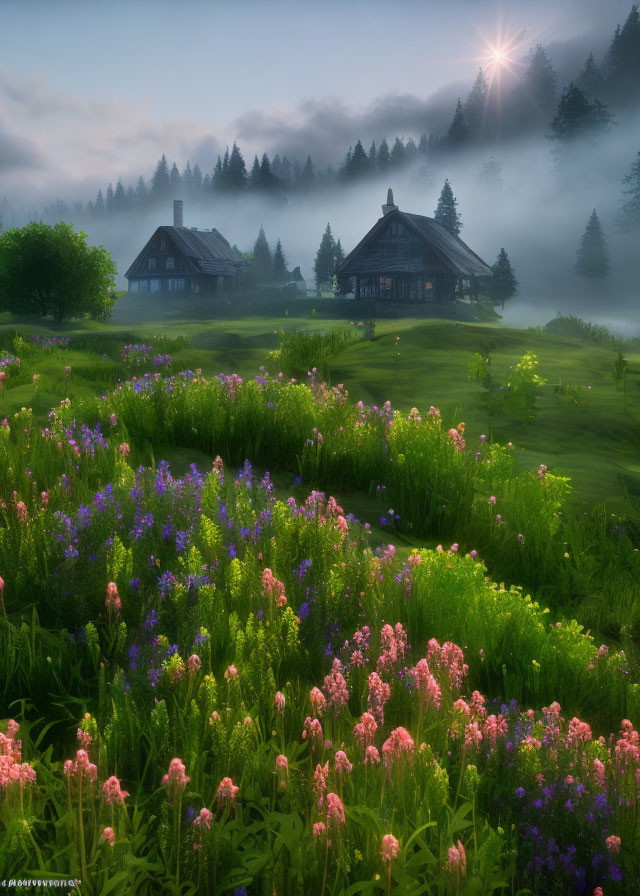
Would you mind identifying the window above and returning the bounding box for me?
[129,281,139,293]
[138,280,148,293]
[160,239,166,251]
[150,279,160,293]
[167,278,185,292]
[166,256,175,270]
[148,257,156,271]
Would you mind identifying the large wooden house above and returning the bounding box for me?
[125,201,248,296]
[337,189,492,304]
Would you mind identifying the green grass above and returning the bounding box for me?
[1,311,638,510]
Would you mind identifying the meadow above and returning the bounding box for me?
[0,307,639,895]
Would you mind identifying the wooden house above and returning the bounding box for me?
[125,201,248,296]
[336,189,492,304]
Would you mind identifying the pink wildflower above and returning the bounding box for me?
[188,654,201,676]
[365,745,381,765]
[100,827,115,847]
[302,717,324,750]
[323,660,349,715]
[411,658,441,710]
[313,821,326,839]
[64,749,98,783]
[353,712,378,747]
[119,442,130,456]
[216,776,239,807]
[382,727,415,768]
[274,691,286,715]
[326,792,345,826]
[334,750,353,776]
[103,775,129,805]
[162,758,190,800]
[313,762,329,806]
[381,834,400,863]
[310,687,327,717]
[193,807,213,829]
[606,835,621,855]
[105,582,121,611]
[224,665,238,681]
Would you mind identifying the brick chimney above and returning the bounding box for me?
[173,199,184,227]
[382,188,398,216]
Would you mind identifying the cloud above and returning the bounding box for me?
[0,122,43,171]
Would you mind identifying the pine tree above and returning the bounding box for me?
[151,154,171,201]
[390,137,406,168]
[213,157,224,192]
[465,69,489,136]
[170,162,181,193]
[522,45,557,120]
[418,134,429,158]
[604,5,640,103]
[259,153,278,192]
[341,148,353,180]
[106,183,114,213]
[618,151,640,231]
[271,154,282,179]
[298,156,316,190]
[377,139,390,172]
[550,83,612,146]
[349,140,369,178]
[575,210,610,278]
[281,156,291,185]
[368,141,377,168]
[489,248,518,307]
[578,53,604,98]
[135,177,148,206]
[125,186,136,209]
[192,164,203,193]
[221,148,230,191]
[228,143,248,192]
[249,155,261,189]
[314,224,336,286]
[94,190,105,216]
[334,239,345,270]
[252,226,272,281]
[182,161,193,194]
[113,180,128,213]
[447,99,468,148]
[273,239,287,282]
[434,180,462,235]
[404,138,418,164]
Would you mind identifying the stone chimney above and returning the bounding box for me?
[173,199,184,227]
[382,188,398,216]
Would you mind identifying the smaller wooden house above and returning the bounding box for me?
[125,201,248,296]
[337,189,492,304]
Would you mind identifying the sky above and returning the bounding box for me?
[0,0,635,205]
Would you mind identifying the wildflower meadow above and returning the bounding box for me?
[0,321,638,895]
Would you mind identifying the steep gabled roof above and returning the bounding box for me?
[338,209,493,278]
[125,225,246,279]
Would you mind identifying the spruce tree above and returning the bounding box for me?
[522,45,557,120]
[604,5,640,103]
[390,137,406,168]
[259,153,278,192]
[170,162,181,193]
[273,239,287,282]
[252,226,272,281]
[135,176,148,206]
[550,83,612,144]
[182,161,193,194]
[575,210,610,278]
[489,248,518,308]
[404,138,418,164]
[418,134,429,158]
[314,224,336,286]
[151,154,171,201]
[125,186,136,209]
[377,139,390,172]
[221,148,230,191]
[94,189,105,216]
[298,156,316,190]
[249,155,261,189]
[106,183,114,213]
[192,164,203,193]
[368,141,377,168]
[434,180,462,236]
[228,143,248,192]
[447,100,468,148]
[349,140,369,178]
[618,151,640,231]
[334,239,345,271]
[578,53,604,98]
[113,180,128,213]
[465,68,489,136]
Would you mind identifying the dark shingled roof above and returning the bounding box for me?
[125,225,246,279]
[338,209,493,278]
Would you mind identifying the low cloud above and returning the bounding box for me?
[0,122,43,171]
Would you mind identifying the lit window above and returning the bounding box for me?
[148,257,156,271]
